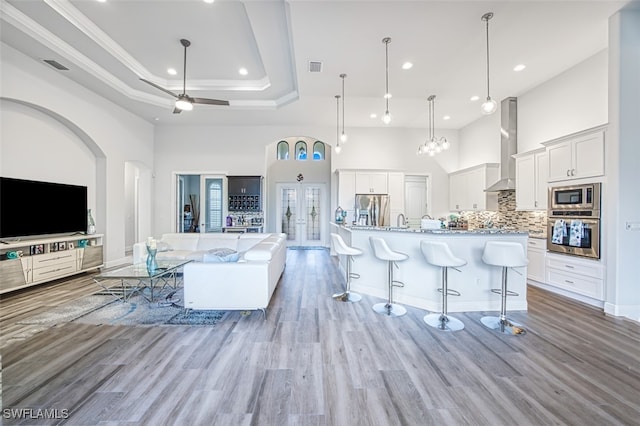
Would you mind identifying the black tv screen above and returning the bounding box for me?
[0,177,88,239]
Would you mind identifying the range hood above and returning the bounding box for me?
[485,97,517,192]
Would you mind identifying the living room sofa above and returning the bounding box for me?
[132,232,287,314]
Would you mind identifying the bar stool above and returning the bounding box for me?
[330,233,362,302]
[420,240,466,331]
[481,241,528,335]
[369,237,408,317]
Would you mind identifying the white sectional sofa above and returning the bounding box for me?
[132,233,286,314]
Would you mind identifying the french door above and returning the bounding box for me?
[276,183,326,247]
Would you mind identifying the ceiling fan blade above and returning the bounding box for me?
[140,78,178,98]
[173,107,182,114]
[192,97,230,106]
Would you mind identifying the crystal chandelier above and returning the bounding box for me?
[417,95,450,156]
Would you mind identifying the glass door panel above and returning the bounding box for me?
[277,183,325,247]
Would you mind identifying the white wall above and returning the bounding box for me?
[153,124,456,235]
[0,43,155,266]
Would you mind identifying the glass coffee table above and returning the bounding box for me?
[93,260,191,303]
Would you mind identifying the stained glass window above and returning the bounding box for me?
[313,141,325,160]
[295,141,307,160]
[277,141,289,160]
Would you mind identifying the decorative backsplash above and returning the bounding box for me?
[459,191,547,236]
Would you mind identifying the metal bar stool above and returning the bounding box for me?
[330,233,362,302]
[420,240,466,331]
[481,241,528,335]
[369,237,408,317]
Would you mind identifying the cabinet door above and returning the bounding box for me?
[369,172,388,193]
[547,142,572,182]
[573,132,604,179]
[534,151,548,209]
[337,172,356,222]
[449,172,465,211]
[466,167,489,210]
[516,155,536,210]
[387,172,405,213]
[527,239,546,282]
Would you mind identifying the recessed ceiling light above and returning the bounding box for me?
[154,117,160,121]
[470,95,480,102]
[513,64,526,72]
[443,115,451,120]
[401,62,413,70]
[167,68,177,76]
[370,113,377,119]
[203,0,214,3]
[96,0,107,3]
[238,67,248,76]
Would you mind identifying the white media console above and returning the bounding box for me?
[0,234,104,294]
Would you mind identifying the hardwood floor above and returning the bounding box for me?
[1,248,639,425]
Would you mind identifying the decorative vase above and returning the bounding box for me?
[146,245,158,273]
[87,209,96,235]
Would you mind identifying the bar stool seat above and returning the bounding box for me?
[481,241,528,335]
[420,240,466,331]
[369,237,408,317]
[330,233,362,302]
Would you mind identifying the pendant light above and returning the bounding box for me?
[339,74,348,143]
[481,12,497,115]
[417,95,450,156]
[382,37,392,125]
[335,95,342,154]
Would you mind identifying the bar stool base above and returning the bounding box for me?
[424,313,464,331]
[332,291,362,302]
[481,316,526,335]
[372,302,406,317]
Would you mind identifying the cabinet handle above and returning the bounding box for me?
[571,169,576,176]
[564,265,574,269]
[534,201,538,207]
[565,280,574,284]
[566,169,571,176]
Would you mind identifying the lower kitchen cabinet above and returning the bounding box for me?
[526,238,546,283]
[545,253,604,301]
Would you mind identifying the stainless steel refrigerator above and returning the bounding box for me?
[355,194,390,226]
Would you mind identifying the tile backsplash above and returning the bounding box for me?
[458,191,547,236]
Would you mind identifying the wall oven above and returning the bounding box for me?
[547,183,601,259]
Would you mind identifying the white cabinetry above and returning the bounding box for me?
[526,238,546,282]
[514,148,548,210]
[0,234,104,294]
[544,126,605,182]
[449,163,499,211]
[355,172,388,194]
[387,172,405,219]
[337,171,356,223]
[545,253,604,300]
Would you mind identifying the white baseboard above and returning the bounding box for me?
[527,280,604,309]
[604,302,640,323]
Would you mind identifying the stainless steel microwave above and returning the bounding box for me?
[549,183,601,212]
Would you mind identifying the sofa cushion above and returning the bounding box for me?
[237,234,268,253]
[160,233,199,251]
[196,234,240,251]
[244,242,278,261]
[203,248,240,263]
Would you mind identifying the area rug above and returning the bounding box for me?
[73,288,227,326]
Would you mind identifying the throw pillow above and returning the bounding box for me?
[203,248,239,263]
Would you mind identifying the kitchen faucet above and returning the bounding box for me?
[422,214,433,219]
[397,213,406,227]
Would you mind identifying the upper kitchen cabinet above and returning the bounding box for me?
[355,172,388,194]
[544,126,606,183]
[387,172,405,218]
[337,171,356,221]
[449,164,499,211]
[514,148,548,210]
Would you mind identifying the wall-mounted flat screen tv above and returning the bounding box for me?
[0,177,88,239]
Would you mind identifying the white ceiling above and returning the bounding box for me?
[0,0,633,129]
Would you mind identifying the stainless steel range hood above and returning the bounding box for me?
[485,97,517,192]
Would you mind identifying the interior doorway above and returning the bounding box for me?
[276,182,326,247]
[404,175,430,228]
[176,174,227,233]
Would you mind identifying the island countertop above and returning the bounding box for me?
[331,224,528,313]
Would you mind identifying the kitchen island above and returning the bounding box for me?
[332,224,529,313]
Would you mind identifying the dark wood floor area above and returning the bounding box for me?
[1,248,639,425]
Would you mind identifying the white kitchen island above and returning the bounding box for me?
[332,224,529,313]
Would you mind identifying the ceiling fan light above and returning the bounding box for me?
[175,98,193,111]
[481,97,497,115]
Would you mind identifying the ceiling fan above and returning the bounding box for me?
[140,38,229,113]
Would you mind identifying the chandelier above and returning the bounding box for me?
[480,12,497,115]
[417,95,450,156]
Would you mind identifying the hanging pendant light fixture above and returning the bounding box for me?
[335,95,342,154]
[382,37,392,125]
[417,95,450,157]
[481,12,497,115]
[339,74,348,143]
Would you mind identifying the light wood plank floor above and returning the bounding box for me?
[1,248,639,425]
